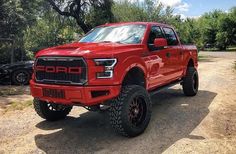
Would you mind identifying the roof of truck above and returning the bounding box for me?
[99,22,171,27]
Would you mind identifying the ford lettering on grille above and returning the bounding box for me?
[35,57,87,85]
[35,66,82,74]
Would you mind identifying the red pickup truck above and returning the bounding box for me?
[30,22,199,137]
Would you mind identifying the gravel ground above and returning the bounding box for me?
[0,52,236,154]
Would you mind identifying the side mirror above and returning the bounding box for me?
[154,38,168,48]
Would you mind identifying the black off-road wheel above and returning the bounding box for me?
[182,67,199,96]
[11,70,30,85]
[33,99,72,121]
[109,85,152,137]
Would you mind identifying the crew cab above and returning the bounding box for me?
[30,22,199,137]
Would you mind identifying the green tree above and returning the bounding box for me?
[112,0,176,24]
[195,8,236,50]
[216,8,236,50]
[112,0,148,22]
[47,0,114,33]
[24,7,79,56]
[0,0,42,63]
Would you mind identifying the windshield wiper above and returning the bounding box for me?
[97,41,113,43]
[97,41,124,44]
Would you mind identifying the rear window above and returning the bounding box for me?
[163,27,179,46]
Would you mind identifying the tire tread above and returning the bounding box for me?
[183,67,198,96]
[109,85,151,137]
[33,99,72,121]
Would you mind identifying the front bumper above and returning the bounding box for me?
[30,80,121,106]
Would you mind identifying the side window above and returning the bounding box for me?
[148,26,164,44]
[163,27,178,46]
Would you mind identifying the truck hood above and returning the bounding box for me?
[36,42,144,59]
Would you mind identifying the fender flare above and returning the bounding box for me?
[118,56,148,87]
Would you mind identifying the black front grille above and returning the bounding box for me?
[35,57,87,85]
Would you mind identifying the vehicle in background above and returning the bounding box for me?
[0,61,33,85]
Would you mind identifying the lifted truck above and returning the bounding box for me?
[30,22,199,137]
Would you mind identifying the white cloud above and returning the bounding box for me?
[158,0,182,7]
[158,0,190,12]
[115,0,190,13]
[174,13,201,20]
[176,2,189,12]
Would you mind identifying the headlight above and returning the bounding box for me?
[94,58,117,78]
[94,59,117,67]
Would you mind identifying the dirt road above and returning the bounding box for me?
[0,52,236,154]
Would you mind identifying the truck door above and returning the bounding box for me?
[146,26,172,89]
[162,27,183,80]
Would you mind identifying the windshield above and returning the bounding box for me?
[79,24,147,44]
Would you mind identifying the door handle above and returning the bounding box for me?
[166,52,171,58]
[141,52,150,57]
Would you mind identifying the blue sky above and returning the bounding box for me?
[158,0,236,18]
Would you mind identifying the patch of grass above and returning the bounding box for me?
[0,87,26,96]
[198,55,210,62]
[203,46,236,52]
[234,61,236,71]
[227,46,236,52]
[4,100,32,112]
[203,48,219,51]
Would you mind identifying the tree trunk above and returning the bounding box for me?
[76,19,91,34]
[10,40,15,64]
